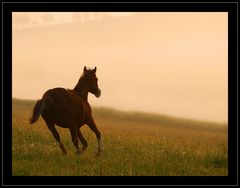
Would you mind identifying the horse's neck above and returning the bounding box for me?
[73,79,89,100]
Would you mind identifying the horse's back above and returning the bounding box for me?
[43,87,73,108]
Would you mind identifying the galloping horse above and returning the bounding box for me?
[30,66,103,155]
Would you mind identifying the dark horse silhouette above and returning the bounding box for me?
[30,66,103,155]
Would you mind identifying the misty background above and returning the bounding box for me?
[12,12,228,123]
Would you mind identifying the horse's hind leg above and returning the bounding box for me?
[69,126,81,155]
[44,119,67,154]
[77,128,88,151]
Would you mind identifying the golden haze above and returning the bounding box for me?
[12,12,228,123]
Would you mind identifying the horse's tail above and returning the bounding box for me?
[29,99,45,124]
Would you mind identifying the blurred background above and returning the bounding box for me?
[12,12,228,123]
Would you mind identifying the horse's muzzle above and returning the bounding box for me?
[95,88,101,98]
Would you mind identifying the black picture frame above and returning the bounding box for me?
[2,1,238,186]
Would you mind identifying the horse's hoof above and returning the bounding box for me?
[96,149,103,157]
[75,150,82,155]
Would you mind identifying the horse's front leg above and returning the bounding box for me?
[87,118,103,155]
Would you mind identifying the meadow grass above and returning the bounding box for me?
[12,98,228,176]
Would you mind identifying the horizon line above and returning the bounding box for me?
[12,97,227,125]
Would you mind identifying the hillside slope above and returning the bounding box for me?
[12,98,228,176]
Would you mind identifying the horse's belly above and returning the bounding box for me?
[53,118,85,128]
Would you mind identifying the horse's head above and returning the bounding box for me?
[83,66,101,98]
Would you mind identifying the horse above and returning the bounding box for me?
[29,66,103,155]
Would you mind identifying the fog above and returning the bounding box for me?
[12,12,228,123]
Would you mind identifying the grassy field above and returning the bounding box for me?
[12,98,228,176]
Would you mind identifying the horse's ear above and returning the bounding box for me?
[84,66,87,73]
[93,67,97,73]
